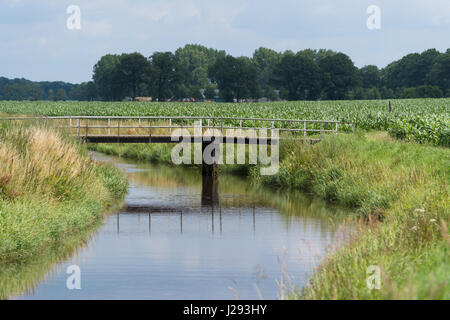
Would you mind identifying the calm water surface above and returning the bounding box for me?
[15,152,349,300]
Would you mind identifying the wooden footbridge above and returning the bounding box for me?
[1,116,355,206]
[0,116,355,143]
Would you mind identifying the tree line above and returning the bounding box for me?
[0,77,96,101]
[1,45,449,102]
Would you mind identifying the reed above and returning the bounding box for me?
[0,121,128,264]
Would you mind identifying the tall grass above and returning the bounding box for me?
[0,121,128,264]
[252,132,449,299]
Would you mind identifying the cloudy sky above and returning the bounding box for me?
[1,0,449,83]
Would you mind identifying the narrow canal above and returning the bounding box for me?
[14,152,350,300]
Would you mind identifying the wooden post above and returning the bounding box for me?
[85,119,88,138]
[149,119,152,141]
[304,121,307,139]
[201,138,219,206]
[108,118,111,136]
[118,119,121,137]
[148,211,151,233]
[169,119,172,135]
[320,122,323,140]
[77,118,81,137]
[389,100,392,124]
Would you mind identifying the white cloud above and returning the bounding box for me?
[1,0,450,82]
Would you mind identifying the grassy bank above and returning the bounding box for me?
[0,122,128,265]
[89,133,448,299]
[253,133,449,299]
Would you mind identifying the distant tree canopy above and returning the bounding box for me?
[0,77,96,101]
[1,45,450,101]
[208,55,259,102]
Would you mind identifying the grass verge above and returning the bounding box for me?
[0,121,128,296]
[252,132,449,299]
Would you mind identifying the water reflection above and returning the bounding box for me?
[8,152,352,300]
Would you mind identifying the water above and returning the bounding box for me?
[14,152,350,300]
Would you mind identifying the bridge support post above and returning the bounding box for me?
[201,138,219,206]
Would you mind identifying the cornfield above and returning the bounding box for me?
[0,99,448,146]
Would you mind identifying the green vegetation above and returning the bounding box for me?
[252,133,448,299]
[0,122,128,265]
[0,98,448,146]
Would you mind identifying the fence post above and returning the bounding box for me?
[335,122,338,135]
[352,123,356,135]
[304,121,307,139]
[320,122,323,140]
[169,119,172,135]
[85,119,88,138]
[389,100,392,124]
[77,118,81,137]
[149,119,152,139]
[108,118,111,136]
[118,119,121,137]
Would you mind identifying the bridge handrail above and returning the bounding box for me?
[0,116,357,137]
[0,115,356,127]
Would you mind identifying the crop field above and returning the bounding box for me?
[0,98,448,146]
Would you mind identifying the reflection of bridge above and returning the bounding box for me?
[117,204,259,234]
[1,116,355,206]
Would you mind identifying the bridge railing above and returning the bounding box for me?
[0,116,356,140]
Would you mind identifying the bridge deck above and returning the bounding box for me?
[79,135,299,144]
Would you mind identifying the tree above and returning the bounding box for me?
[382,49,441,89]
[116,53,151,100]
[204,84,217,100]
[318,52,358,100]
[30,83,43,100]
[359,65,380,88]
[56,88,67,101]
[188,86,203,100]
[175,44,225,90]
[252,47,281,98]
[93,54,124,101]
[272,52,322,100]
[149,52,187,101]
[208,55,259,102]
[415,85,443,98]
[426,52,450,94]
[47,89,55,101]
